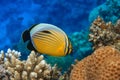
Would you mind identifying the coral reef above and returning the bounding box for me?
[0,49,62,80]
[70,46,120,80]
[45,31,93,72]
[89,16,120,50]
[89,0,120,23]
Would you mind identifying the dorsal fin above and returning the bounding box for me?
[22,30,30,42]
[29,24,38,31]
[27,41,37,51]
[22,24,38,42]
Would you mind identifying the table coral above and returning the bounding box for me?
[70,46,120,80]
[89,16,120,50]
[0,49,62,80]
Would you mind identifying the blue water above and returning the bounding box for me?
[0,0,105,51]
[0,0,109,74]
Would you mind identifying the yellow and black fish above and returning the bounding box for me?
[22,23,72,56]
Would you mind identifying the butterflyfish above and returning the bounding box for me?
[22,23,72,56]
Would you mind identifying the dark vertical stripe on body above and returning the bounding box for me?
[64,37,69,55]
[65,37,71,55]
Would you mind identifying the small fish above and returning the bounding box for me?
[22,23,72,56]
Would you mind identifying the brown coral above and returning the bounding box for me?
[114,19,120,34]
[70,46,120,80]
[89,16,120,50]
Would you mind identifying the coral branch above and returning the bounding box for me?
[0,49,62,80]
[89,17,120,50]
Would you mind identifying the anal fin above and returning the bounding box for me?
[27,41,37,51]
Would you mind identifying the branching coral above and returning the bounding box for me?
[0,49,62,80]
[89,16,120,50]
[0,51,11,80]
[0,64,10,80]
[70,46,120,80]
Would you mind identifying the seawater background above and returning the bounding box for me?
[0,0,105,51]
